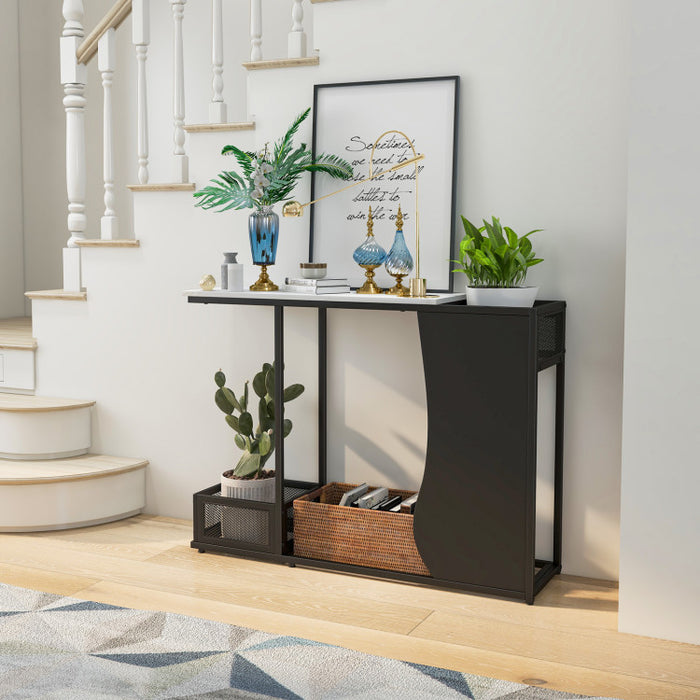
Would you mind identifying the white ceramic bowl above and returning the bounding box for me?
[299,263,327,280]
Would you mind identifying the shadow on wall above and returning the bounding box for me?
[326,309,428,491]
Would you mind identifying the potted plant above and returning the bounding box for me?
[452,215,544,307]
[194,108,352,292]
[214,363,304,503]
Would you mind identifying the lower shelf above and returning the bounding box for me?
[191,482,561,603]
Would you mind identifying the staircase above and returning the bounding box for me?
[0,319,147,531]
[9,0,347,524]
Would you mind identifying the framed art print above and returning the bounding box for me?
[309,76,459,292]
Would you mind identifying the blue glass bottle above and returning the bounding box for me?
[248,206,279,265]
[384,206,414,296]
[353,206,386,294]
[248,206,279,291]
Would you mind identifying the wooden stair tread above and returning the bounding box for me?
[0,454,148,485]
[184,122,255,133]
[127,183,196,192]
[0,395,95,413]
[242,56,320,71]
[25,289,87,301]
[0,318,36,350]
[75,239,140,248]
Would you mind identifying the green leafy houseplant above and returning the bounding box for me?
[215,363,304,480]
[193,108,352,212]
[452,216,543,288]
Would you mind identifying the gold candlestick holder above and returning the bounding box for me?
[357,264,382,294]
[249,264,279,292]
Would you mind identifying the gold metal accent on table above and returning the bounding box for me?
[386,274,410,297]
[199,274,216,291]
[409,278,427,298]
[249,264,279,292]
[356,265,383,294]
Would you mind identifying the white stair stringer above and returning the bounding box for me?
[0,454,148,532]
[0,317,36,393]
[0,394,94,460]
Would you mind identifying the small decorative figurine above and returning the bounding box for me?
[199,274,216,291]
[384,205,414,296]
[352,206,386,294]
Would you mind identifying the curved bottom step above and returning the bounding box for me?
[0,454,148,532]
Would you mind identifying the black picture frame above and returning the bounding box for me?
[309,76,460,292]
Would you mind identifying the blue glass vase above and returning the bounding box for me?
[353,206,386,294]
[248,206,279,291]
[384,207,414,296]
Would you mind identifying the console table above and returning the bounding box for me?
[187,290,566,604]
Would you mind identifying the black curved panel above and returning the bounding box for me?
[413,311,535,594]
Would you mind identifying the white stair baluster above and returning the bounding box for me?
[98,29,118,240]
[133,0,150,185]
[171,0,188,182]
[60,0,87,291]
[250,0,262,62]
[210,0,227,123]
[288,0,306,59]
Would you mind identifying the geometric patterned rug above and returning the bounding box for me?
[0,583,619,699]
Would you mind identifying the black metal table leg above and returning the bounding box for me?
[318,307,327,486]
[273,304,285,555]
[554,349,566,569]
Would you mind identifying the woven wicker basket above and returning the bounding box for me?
[293,482,430,576]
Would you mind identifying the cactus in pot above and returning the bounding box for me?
[215,362,304,480]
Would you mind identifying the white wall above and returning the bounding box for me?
[27,0,630,582]
[619,0,700,645]
[0,0,26,318]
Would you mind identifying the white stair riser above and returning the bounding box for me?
[0,349,35,392]
[0,467,146,532]
[0,407,91,459]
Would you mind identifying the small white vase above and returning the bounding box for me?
[219,473,276,543]
[466,285,539,308]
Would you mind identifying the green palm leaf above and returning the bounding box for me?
[194,107,352,210]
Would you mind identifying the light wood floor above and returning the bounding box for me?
[0,515,697,699]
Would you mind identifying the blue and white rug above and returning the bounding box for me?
[0,583,617,699]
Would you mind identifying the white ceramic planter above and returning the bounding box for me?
[220,473,275,502]
[466,285,539,307]
[220,473,276,544]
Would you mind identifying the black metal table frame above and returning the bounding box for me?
[189,294,566,604]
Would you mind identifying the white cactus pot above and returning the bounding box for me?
[220,473,276,543]
[220,473,275,502]
[466,285,539,308]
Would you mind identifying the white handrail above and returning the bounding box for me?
[77,0,131,65]
[210,0,227,123]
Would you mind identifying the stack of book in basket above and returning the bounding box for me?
[285,277,350,294]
